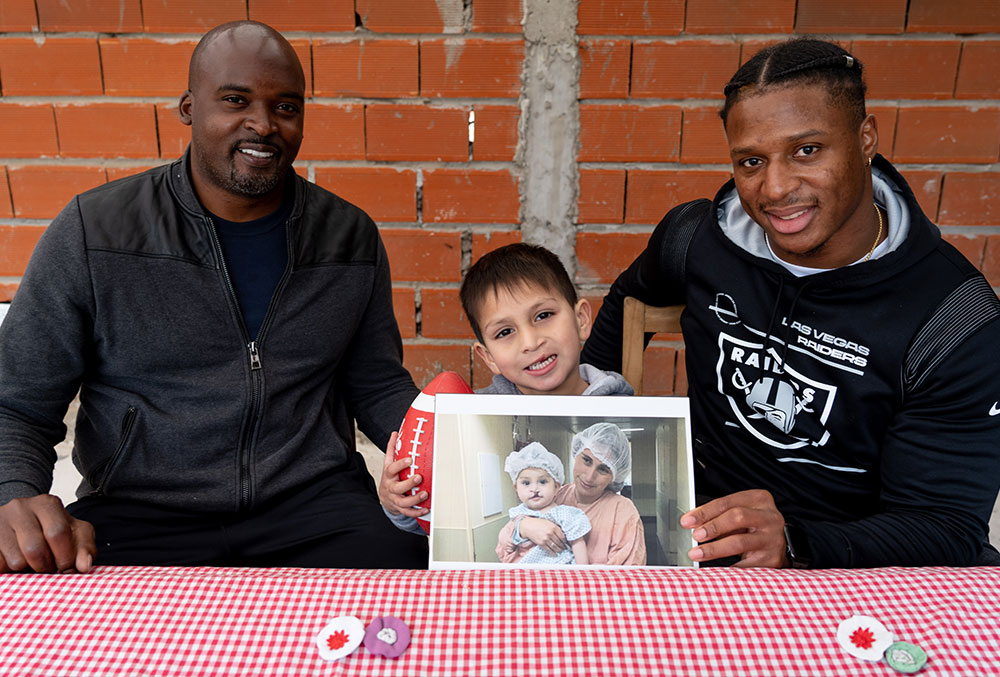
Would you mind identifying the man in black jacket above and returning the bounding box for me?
[582,39,1000,568]
[0,22,427,572]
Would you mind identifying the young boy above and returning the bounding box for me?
[498,442,590,565]
[462,243,633,397]
[380,243,633,531]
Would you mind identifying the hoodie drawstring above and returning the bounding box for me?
[756,276,810,384]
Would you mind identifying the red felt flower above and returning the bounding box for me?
[837,615,893,663]
[850,627,876,650]
[327,630,350,650]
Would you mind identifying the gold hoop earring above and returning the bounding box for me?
[866,157,872,168]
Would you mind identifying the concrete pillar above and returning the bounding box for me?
[517,0,580,276]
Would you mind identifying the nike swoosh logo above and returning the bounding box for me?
[991,402,1000,416]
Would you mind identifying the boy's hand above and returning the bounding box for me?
[378,431,429,518]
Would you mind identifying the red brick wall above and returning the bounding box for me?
[1,0,997,394]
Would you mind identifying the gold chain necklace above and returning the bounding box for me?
[864,203,883,262]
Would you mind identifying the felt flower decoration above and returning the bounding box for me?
[364,615,411,659]
[316,616,365,661]
[836,615,894,662]
[885,641,928,673]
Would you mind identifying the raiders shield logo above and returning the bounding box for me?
[716,332,837,450]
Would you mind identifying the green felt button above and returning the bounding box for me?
[885,641,927,673]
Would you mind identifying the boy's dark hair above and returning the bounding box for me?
[460,243,578,343]
[719,38,867,128]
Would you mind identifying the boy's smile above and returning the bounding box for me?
[473,283,593,396]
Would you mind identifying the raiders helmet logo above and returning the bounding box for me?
[717,332,836,450]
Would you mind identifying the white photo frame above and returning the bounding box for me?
[428,394,696,570]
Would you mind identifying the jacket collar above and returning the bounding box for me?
[167,146,305,222]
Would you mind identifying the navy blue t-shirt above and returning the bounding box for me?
[210,200,291,339]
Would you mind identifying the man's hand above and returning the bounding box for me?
[0,494,96,573]
[518,517,568,556]
[680,490,788,568]
[377,432,428,518]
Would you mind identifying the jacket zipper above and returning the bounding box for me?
[95,406,137,495]
[205,215,292,512]
[206,216,262,511]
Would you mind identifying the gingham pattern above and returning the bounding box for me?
[1,566,998,676]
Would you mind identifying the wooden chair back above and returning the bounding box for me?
[621,296,684,395]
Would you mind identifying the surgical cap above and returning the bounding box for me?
[504,442,565,484]
[570,422,631,493]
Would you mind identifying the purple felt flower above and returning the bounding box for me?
[363,616,411,659]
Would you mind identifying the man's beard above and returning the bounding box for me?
[226,164,283,196]
[200,145,285,198]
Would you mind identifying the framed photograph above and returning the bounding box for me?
[428,394,696,570]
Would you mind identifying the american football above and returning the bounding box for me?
[396,371,473,533]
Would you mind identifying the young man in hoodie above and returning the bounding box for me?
[582,38,1000,569]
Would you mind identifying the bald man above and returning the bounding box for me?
[0,22,428,572]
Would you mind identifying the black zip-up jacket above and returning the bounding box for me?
[583,156,1000,567]
[0,152,419,512]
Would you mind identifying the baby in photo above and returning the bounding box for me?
[500,442,591,565]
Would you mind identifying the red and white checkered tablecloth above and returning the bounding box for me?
[1,565,998,676]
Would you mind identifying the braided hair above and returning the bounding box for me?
[720,39,867,128]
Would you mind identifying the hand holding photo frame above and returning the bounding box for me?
[429,395,696,570]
